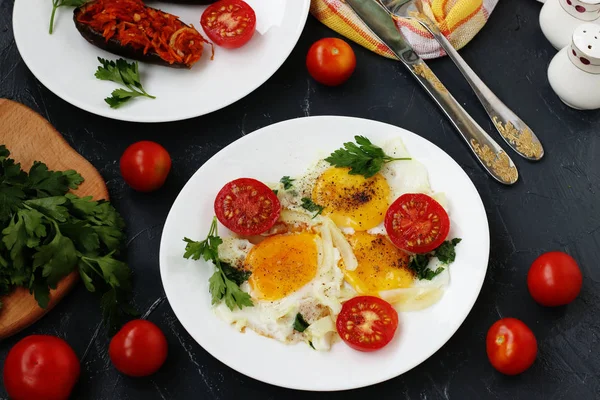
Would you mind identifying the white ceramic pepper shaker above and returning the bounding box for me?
[548,23,600,110]
[540,0,600,50]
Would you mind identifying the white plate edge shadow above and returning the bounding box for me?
[12,0,311,123]
[159,115,490,391]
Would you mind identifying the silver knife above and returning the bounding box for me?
[345,0,518,185]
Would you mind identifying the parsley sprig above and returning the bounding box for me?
[280,176,295,190]
[325,136,411,178]
[95,58,156,109]
[301,198,324,219]
[0,146,134,332]
[409,238,462,280]
[49,0,87,34]
[183,217,253,311]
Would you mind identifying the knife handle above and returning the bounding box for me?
[405,59,519,185]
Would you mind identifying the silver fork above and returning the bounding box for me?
[379,0,544,161]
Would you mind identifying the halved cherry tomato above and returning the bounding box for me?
[3,335,80,400]
[336,296,398,352]
[200,0,256,49]
[306,38,356,86]
[527,251,582,306]
[384,193,450,254]
[214,178,281,236]
[109,320,168,377]
[486,318,537,375]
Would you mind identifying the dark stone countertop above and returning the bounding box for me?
[1,0,599,398]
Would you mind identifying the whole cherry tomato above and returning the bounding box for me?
[486,318,537,375]
[527,251,582,306]
[306,38,356,86]
[120,141,171,192]
[3,335,80,400]
[109,320,168,377]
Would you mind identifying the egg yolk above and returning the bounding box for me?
[244,232,318,301]
[311,167,390,231]
[341,232,414,294]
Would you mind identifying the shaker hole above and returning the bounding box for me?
[589,45,593,49]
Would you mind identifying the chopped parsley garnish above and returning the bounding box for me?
[183,217,253,311]
[408,238,462,280]
[293,313,310,332]
[325,136,411,178]
[280,176,295,190]
[300,198,324,219]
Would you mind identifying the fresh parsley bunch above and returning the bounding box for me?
[0,145,134,332]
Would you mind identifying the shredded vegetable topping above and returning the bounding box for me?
[76,0,211,67]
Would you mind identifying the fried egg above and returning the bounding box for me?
[213,137,454,350]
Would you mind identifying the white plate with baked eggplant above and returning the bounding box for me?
[159,116,490,390]
[13,0,310,122]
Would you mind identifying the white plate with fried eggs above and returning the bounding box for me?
[159,116,489,391]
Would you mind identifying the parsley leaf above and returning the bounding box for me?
[280,176,295,190]
[183,217,253,311]
[95,58,155,109]
[435,238,462,264]
[408,238,462,280]
[293,313,310,332]
[300,198,324,219]
[324,136,411,178]
[49,0,87,34]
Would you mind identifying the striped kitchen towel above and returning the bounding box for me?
[310,0,500,59]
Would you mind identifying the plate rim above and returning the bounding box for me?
[159,115,490,391]
[12,0,311,123]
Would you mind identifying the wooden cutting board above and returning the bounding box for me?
[0,99,109,339]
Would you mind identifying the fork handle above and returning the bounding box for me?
[415,19,544,161]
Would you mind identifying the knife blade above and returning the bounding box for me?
[345,0,519,185]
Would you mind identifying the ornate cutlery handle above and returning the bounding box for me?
[407,58,518,184]
[411,14,544,161]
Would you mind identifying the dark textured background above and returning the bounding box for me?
[1,0,600,398]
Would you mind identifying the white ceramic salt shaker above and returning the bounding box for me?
[540,0,600,50]
[548,23,600,109]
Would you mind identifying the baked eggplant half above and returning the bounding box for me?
[74,0,211,68]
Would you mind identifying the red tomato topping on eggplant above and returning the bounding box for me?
[3,335,80,400]
[384,193,450,254]
[214,178,281,236]
[527,251,582,306]
[486,318,537,375]
[201,0,256,49]
[336,296,398,352]
[109,320,168,377]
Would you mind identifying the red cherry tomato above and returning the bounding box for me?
[3,335,80,400]
[486,318,537,375]
[109,320,168,377]
[336,296,398,352]
[120,141,171,192]
[200,0,256,49]
[306,38,356,86]
[384,193,450,254]
[527,251,582,306]
[214,178,281,236]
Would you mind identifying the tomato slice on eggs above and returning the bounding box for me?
[384,193,450,254]
[336,296,399,352]
[214,178,281,236]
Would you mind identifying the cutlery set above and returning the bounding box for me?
[345,0,544,185]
